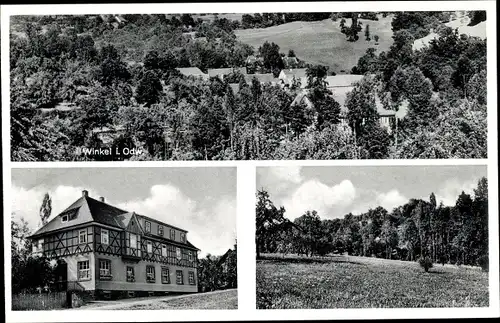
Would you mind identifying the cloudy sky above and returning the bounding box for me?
[257,165,487,220]
[11,167,236,257]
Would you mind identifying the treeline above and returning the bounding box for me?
[255,177,488,270]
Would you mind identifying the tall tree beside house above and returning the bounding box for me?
[255,189,287,259]
[258,41,284,76]
[39,193,52,227]
[365,24,371,41]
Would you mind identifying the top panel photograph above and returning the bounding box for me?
[9,10,487,161]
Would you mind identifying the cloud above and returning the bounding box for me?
[376,189,408,212]
[116,184,236,257]
[282,179,356,220]
[268,166,303,184]
[12,184,235,257]
[435,178,477,206]
[11,185,102,230]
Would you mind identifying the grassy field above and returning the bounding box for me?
[256,254,488,309]
[106,289,238,310]
[235,15,394,73]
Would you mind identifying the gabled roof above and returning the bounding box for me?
[207,67,246,77]
[244,73,278,84]
[176,67,209,79]
[228,83,240,94]
[280,68,308,79]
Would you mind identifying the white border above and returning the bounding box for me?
[2,1,498,322]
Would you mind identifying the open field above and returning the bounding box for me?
[256,253,488,309]
[235,16,394,73]
[78,289,238,310]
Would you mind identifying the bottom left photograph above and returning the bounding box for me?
[9,167,237,310]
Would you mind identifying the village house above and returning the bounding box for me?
[28,190,200,299]
[175,67,210,80]
[289,74,407,133]
[244,73,279,85]
[278,68,309,87]
[207,67,247,81]
[216,243,237,289]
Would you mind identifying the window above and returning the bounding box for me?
[145,221,151,233]
[38,238,44,251]
[176,247,181,260]
[176,270,184,285]
[158,225,164,236]
[130,233,137,248]
[79,230,86,244]
[188,271,195,285]
[180,233,186,243]
[170,229,175,240]
[77,260,90,280]
[99,259,112,279]
[188,251,193,262]
[161,267,170,284]
[126,266,135,282]
[147,241,152,253]
[101,229,109,245]
[61,214,68,223]
[162,245,167,257]
[146,265,155,282]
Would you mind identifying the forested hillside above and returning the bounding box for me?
[10,11,487,161]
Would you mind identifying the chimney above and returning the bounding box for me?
[82,190,89,197]
[99,197,105,203]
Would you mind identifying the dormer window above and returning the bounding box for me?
[180,233,186,243]
[158,225,164,236]
[61,214,68,223]
[170,229,175,240]
[145,221,151,233]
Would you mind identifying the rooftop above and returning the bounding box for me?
[29,191,198,250]
[207,67,246,77]
[176,67,209,79]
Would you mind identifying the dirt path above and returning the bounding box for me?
[74,289,237,310]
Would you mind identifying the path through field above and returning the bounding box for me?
[75,289,237,310]
[256,254,488,309]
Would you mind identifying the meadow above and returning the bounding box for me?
[235,15,395,73]
[256,253,489,309]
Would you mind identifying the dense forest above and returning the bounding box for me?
[10,11,487,161]
[256,177,488,270]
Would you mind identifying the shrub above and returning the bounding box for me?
[418,256,433,272]
[478,255,489,272]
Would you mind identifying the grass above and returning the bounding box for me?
[112,289,238,310]
[256,253,489,309]
[235,15,395,73]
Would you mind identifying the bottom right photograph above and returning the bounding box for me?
[255,165,489,309]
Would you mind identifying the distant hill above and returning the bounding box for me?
[413,13,486,51]
[235,14,395,74]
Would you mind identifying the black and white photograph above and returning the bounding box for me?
[8,9,487,161]
[256,165,489,309]
[10,167,237,310]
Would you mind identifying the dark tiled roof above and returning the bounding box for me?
[85,197,128,228]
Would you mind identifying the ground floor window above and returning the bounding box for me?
[126,266,135,282]
[161,267,170,284]
[176,270,184,285]
[146,265,156,283]
[77,260,90,281]
[99,259,112,280]
[188,271,195,285]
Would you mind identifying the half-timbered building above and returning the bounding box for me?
[28,190,200,299]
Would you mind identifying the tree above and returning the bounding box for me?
[255,190,287,259]
[365,24,371,41]
[96,45,131,86]
[345,76,379,136]
[135,70,163,107]
[288,49,296,57]
[39,193,52,227]
[374,35,379,42]
[258,41,284,74]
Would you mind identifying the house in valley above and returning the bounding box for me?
[289,74,406,133]
[28,190,200,299]
[207,67,247,81]
[175,67,210,80]
[278,68,308,87]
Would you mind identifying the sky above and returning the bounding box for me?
[257,165,487,220]
[11,167,236,257]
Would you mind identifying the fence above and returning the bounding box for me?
[12,291,67,311]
